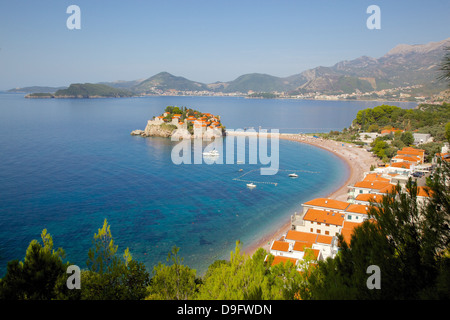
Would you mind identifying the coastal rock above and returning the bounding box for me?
[171,128,192,140]
[143,123,174,138]
[130,129,145,136]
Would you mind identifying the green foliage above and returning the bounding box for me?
[82,219,150,300]
[0,230,69,300]
[87,219,119,274]
[54,83,134,98]
[354,103,450,137]
[371,137,396,160]
[446,122,450,143]
[248,92,279,99]
[160,123,178,132]
[26,92,54,98]
[418,142,444,162]
[196,242,304,300]
[146,246,198,300]
[367,124,379,133]
[400,131,414,146]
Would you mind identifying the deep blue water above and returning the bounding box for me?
[0,94,416,276]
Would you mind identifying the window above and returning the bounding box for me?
[325,231,329,235]
[317,229,321,234]
[348,215,352,220]
[310,228,313,232]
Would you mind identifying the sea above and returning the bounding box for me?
[0,93,417,276]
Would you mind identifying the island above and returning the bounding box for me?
[25,83,135,99]
[131,106,225,140]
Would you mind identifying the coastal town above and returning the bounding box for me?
[263,134,449,270]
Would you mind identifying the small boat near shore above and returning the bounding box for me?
[246,183,256,188]
[203,149,219,157]
[289,173,298,178]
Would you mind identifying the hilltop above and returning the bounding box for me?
[15,37,450,101]
[25,83,135,99]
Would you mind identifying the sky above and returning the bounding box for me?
[0,0,449,90]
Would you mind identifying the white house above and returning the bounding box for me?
[413,133,432,145]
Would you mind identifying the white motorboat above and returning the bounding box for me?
[289,173,298,178]
[203,149,219,157]
[246,183,256,188]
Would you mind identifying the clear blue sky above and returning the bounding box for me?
[0,0,449,89]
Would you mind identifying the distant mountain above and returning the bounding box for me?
[218,73,292,93]
[53,83,134,98]
[99,79,145,90]
[132,72,209,93]
[294,37,450,94]
[13,38,450,97]
[8,86,67,93]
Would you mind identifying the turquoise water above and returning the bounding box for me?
[0,94,416,275]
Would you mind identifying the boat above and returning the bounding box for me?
[246,183,256,188]
[289,173,298,178]
[203,149,219,157]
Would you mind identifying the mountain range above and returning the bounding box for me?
[9,37,450,96]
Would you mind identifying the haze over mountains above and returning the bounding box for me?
[9,38,450,96]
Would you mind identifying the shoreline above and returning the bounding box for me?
[242,134,379,256]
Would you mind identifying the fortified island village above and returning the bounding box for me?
[131,106,224,140]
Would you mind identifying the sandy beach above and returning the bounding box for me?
[243,133,379,256]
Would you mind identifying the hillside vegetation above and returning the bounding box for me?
[54,83,134,98]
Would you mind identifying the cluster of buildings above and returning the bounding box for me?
[267,145,439,270]
[359,129,433,146]
[149,109,223,139]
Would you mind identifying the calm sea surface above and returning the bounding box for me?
[0,94,416,275]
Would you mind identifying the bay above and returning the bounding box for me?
[0,94,416,275]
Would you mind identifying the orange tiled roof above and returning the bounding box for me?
[355,193,383,203]
[417,186,433,198]
[345,204,370,215]
[363,173,390,183]
[402,147,425,153]
[303,208,345,226]
[378,184,397,194]
[392,155,421,163]
[354,181,394,190]
[285,230,318,243]
[436,153,450,162]
[271,241,290,252]
[293,241,313,252]
[316,234,333,245]
[303,198,350,210]
[271,256,298,266]
[303,248,321,260]
[390,162,412,169]
[341,221,361,245]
